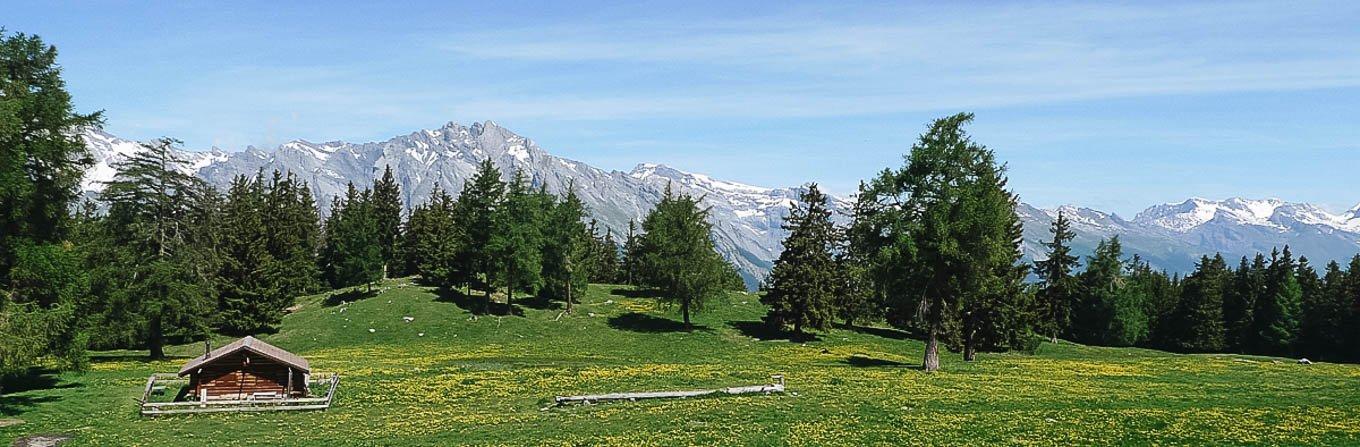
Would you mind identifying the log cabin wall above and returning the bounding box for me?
[186,351,305,400]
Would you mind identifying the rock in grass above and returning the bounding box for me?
[368,328,376,333]
[1299,358,1313,365]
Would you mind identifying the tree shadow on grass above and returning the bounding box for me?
[842,355,922,369]
[434,287,491,316]
[608,312,709,333]
[516,295,561,311]
[0,368,79,417]
[609,287,660,299]
[833,322,924,341]
[729,321,820,342]
[323,288,379,307]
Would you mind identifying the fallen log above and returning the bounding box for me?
[555,375,785,406]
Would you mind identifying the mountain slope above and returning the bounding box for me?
[78,123,1360,283]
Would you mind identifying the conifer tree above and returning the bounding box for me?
[622,220,641,286]
[589,225,621,283]
[489,170,544,315]
[636,185,727,328]
[403,185,463,287]
[1170,254,1228,352]
[761,184,838,334]
[541,186,592,313]
[216,174,276,334]
[1299,260,1345,360]
[372,166,403,278]
[263,171,322,301]
[856,113,1025,370]
[1073,237,1148,346]
[1250,247,1301,355]
[99,138,217,358]
[1033,211,1079,342]
[321,184,383,291]
[0,30,102,375]
[1223,254,1265,351]
[458,159,506,309]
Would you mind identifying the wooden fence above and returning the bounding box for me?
[139,373,340,416]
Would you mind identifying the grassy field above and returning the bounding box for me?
[3,278,1359,446]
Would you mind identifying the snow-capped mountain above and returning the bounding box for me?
[78,122,844,288]
[78,123,1360,284]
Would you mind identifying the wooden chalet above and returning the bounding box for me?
[178,336,310,401]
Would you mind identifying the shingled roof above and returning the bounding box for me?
[178,336,311,376]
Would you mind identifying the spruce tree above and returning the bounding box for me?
[489,170,544,315]
[1170,255,1228,352]
[622,220,641,286]
[321,184,383,291]
[372,166,403,278]
[1250,247,1301,355]
[216,174,276,334]
[636,184,727,328]
[589,225,621,284]
[458,159,506,309]
[541,186,592,313]
[99,138,217,359]
[1033,211,1079,342]
[0,31,101,375]
[1299,260,1346,360]
[1223,254,1265,352]
[263,171,322,304]
[857,113,1026,371]
[403,185,463,287]
[761,184,838,334]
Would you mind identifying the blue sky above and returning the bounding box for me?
[9,1,1360,215]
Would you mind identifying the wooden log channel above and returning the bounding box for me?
[554,375,785,406]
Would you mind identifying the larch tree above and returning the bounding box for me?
[637,184,727,329]
[857,113,1025,371]
[99,138,217,359]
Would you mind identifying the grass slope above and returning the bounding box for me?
[3,278,1359,446]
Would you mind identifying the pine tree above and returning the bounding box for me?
[1170,255,1228,352]
[489,170,544,315]
[761,184,838,334]
[857,113,1025,371]
[0,31,102,375]
[99,138,217,359]
[1250,247,1301,355]
[541,186,592,313]
[372,166,403,278]
[1033,211,1079,343]
[636,184,727,329]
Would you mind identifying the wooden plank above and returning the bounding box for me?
[554,380,785,405]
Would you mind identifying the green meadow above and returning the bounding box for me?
[3,278,1358,446]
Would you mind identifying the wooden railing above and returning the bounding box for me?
[139,373,340,416]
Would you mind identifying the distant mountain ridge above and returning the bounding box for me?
[78,123,1360,285]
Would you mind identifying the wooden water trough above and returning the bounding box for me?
[554,374,785,406]
[138,336,340,416]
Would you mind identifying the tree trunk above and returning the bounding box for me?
[963,313,977,362]
[682,299,692,330]
[923,325,940,372]
[484,282,492,315]
[566,281,573,314]
[149,312,165,360]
